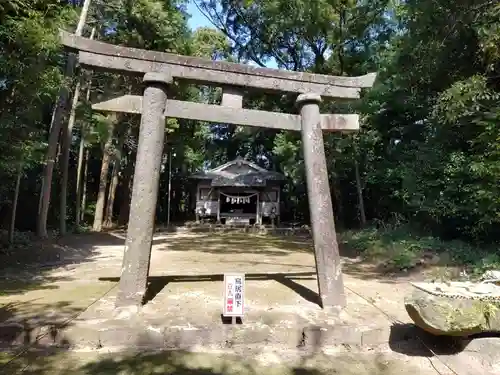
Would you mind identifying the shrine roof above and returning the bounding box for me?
[191,158,285,187]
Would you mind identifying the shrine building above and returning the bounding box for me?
[190,158,285,225]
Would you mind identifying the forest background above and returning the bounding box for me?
[1,0,499,272]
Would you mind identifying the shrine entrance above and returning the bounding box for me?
[219,190,258,225]
[60,30,376,310]
[191,158,283,225]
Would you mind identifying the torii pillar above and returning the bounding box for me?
[297,93,346,308]
[115,72,172,311]
[58,30,377,312]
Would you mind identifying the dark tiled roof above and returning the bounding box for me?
[190,159,285,187]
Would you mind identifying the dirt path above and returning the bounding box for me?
[0,231,498,374]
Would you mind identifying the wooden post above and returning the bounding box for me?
[297,93,346,309]
[256,192,261,225]
[195,184,200,223]
[115,72,172,311]
[217,188,221,223]
[277,188,281,226]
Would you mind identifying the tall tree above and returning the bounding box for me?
[92,115,115,232]
[60,22,96,235]
[38,0,93,238]
[0,0,75,234]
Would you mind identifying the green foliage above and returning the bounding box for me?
[341,225,500,276]
[189,27,231,59]
[0,229,34,250]
[95,0,190,52]
[418,76,500,240]
[2,0,499,258]
[0,0,76,209]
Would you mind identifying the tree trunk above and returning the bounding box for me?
[104,161,120,228]
[81,148,90,223]
[332,179,344,228]
[76,60,95,228]
[75,124,86,229]
[60,78,81,235]
[9,166,22,244]
[92,124,114,232]
[104,127,126,228]
[65,27,96,233]
[37,0,92,238]
[117,151,135,226]
[354,159,367,227]
[37,94,68,238]
[117,122,139,226]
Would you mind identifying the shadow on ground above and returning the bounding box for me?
[389,323,468,356]
[0,279,117,347]
[0,288,486,375]
[0,300,82,348]
[0,233,121,350]
[1,232,495,374]
[1,335,442,375]
[2,320,496,375]
[149,231,431,282]
[100,272,321,306]
[152,233,316,257]
[389,322,500,358]
[0,233,123,295]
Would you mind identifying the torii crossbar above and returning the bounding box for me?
[60,30,377,312]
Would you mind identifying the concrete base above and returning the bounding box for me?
[0,311,396,351]
[3,232,500,374]
[0,230,404,352]
[65,323,393,351]
[155,224,311,236]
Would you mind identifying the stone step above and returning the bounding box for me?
[0,322,66,349]
[0,319,402,351]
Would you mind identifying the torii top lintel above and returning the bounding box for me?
[60,30,376,99]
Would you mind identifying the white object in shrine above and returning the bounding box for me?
[223,273,245,317]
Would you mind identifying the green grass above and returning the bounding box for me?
[339,225,500,277]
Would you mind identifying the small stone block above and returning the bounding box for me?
[113,305,140,320]
[221,87,244,108]
[143,72,173,84]
[135,328,165,348]
[296,93,322,105]
[361,327,390,346]
[302,325,362,347]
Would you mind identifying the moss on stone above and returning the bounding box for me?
[406,289,500,336]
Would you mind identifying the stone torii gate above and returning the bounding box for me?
[60,31,376,311]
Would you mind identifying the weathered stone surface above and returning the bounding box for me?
[405,288,500,336]
[115,73,170,308]
[78,51,364,98]
[92,95,359,132]
[164,223,311,236]
[4,232,500,375]
[60,30,376,100]
[0,345,469,375]
[8,319,390,351]
[297,93,345,309]
[301,325,363,347]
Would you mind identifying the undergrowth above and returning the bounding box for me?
[339,225,500,277]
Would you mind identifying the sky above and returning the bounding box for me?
[185,1,278,69]
[186,1,212,30]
